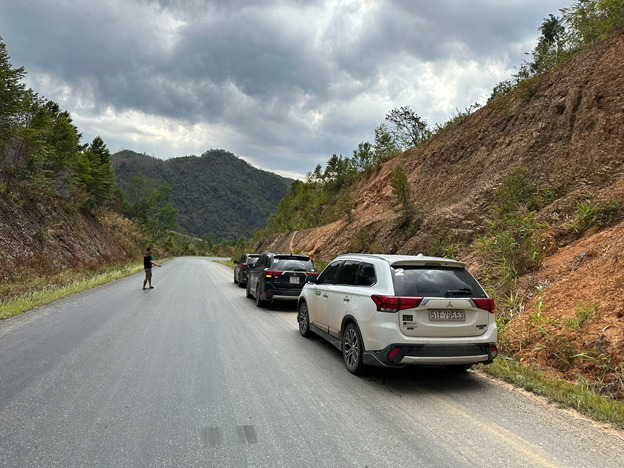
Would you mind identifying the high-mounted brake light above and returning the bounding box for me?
[371,295,423,313]
[472,298,496,313]
[264,270,283,278]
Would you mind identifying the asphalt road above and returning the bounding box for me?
[1,257,624,467]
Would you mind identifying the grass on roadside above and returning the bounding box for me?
[479,357,624,430]
[0,262,146,319]
[215,259,236,268]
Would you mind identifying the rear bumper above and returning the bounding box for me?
[363,342,498,368]
[264,289,301,302]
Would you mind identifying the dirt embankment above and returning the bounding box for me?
[256,32,624,396]
[0,192,143,287]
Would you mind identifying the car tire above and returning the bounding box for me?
[297,301,313,338]
[342,322,366,375]
[238,279,246,288]
[246,281,253,299]
[234,271,238,284]
[255,285,266,308]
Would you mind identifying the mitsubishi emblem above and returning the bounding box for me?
[447,301,453,308]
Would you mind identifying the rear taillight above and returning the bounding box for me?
[264,270,283,278]
[371,295,423,313]
[242,263,248,268]
[473,298,496,313]
[306,272,319,277]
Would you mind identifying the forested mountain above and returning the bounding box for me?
[112,149,292,240]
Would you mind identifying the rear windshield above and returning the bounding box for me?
[391,266,486,298]
[273,258,314,271]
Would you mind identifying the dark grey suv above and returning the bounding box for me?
[246,253,317,307]
[233,253,260,287]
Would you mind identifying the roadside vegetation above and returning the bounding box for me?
[479,359,624,429]
[0,261,146,319]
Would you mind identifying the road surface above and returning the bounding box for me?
[1,257,623,467]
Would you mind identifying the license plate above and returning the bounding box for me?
[289,276,300,284]
[428,310,465,321]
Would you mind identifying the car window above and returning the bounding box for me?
[334,260,359,285]
[355,262,376,286]
[317,260,342,284]
[273,258,314,271]
[256,256,269,268]
[391,266,486,298]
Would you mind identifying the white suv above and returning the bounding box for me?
[297,254,498,374]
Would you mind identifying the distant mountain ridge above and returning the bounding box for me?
[112,149,293,239]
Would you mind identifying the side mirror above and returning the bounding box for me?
[306,275,318,284]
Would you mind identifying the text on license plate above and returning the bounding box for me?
[289,276,300,284]
[428,310,465,321]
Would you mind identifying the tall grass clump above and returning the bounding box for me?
[479,169,553,288]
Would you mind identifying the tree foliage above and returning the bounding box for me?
[121,175,179,243]
[373,124,401,162]
[490,0,624,101]
[0,36,115,211]
[263,108,432,234]
[390,164,417,223]
[385,106,432,150]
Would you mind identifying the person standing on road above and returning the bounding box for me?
[142,247,161,290]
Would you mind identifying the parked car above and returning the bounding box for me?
[233,253,260,287]
[246,253,317,307]
[297,253,498,374]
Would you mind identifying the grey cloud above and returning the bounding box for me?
[0,0,565,176]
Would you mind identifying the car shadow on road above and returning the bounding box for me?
[257,302,298,313]
[302,333,491,396]
[362,365,492,397]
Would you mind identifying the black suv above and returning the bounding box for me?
[246,253,317,307]
[233,253,260,287]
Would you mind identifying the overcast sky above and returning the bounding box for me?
[0,0,566,179]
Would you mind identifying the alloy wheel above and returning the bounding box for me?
[298,302,311,337]
[343,327,360,369]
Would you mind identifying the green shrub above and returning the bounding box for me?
[569,193,622,234]
[596,199,622,228]
[495,168,554,214]
[349,228,379,253]
[480,211,548,284]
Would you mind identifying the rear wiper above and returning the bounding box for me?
[444,288,472,297]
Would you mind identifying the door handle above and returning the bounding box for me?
[343,297,350,302]
[323,294,329,299]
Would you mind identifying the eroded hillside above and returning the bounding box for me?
[0,193,143,296]
[256,32,624,396]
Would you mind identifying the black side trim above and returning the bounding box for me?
[309,323,345,352]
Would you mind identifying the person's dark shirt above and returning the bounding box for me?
[144,254,152,269]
